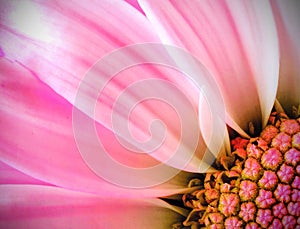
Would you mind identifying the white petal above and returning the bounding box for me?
[139,0,279,133]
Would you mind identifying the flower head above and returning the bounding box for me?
[0,0,300,228]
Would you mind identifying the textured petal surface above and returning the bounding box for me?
[0,58,197,196]
[0,185,185,229]
[139,0,279,133]
[271,0,300,116]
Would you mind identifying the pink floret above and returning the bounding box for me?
[261,148,282,170]
[247,144,263,159]
[282,215,296,229]
[292,176,300,189]
[280,119,300,135]
[224,217,242,229]
[271,132,291,152]
[209,224,223,229]
[245,222,260,229]
[261,125,279,144]
[242,158,262,181]
[292,132,300,150]
[258,171,278,189]
[208,213,224,224]
[292,189,300,202]
[285,148,300,166]
[274,184,291,202]
[239,180,257,201]
[296,165,300,175]
[256,209,273,228]
[273,202,287,218]
[277,164,294,183]
[269,218,283,229]
[255,190,275,208]
[287,202,300,216]
[239,202,256,222]
[219,194,239,217]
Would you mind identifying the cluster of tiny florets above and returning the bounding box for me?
[176,112,300,229]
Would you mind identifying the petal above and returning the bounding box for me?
[124,0,145,14]
[0,161,50,185]
[0,184,185,229]
[0,0,158,103]
[0,58,197,196]
[271,0,300,116]
[139,0,279,133]
[0,0,219,172]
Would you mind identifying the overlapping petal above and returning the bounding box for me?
[0,58,198,196]
[0,0,222,172]
[0,184,186,229]
[139,0,280,134]
[0,0,158,103]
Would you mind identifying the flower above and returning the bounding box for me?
[0,0,299,228]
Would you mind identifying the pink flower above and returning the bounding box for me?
[271,132,292,152]
[255,190,275,209]
[218,193,240,217]
[277,164,294,183]
[239,202,256,222]
[258,171,278,190]
[256,209,273,228]
[261,148,283,170]
[274,184,291,202]
[239,180,257,201]
[282,215,297,229]
[285,148,300,166]
[0,0,299,228]
[273,202,288,218]
[241,158,262,181]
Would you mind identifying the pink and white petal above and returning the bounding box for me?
[0,58,197,197]
[271,0,300,116]
[139,0,279,133]
[124,0,145,14]
[0,0,214,173]
[0,0,158,104]
[0,161,51,186]
[225,1,279,128]
[0,185,186,229]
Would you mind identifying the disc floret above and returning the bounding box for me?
[175,112,300,228]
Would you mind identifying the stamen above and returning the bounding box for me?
[175,111,300,228]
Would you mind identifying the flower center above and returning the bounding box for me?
[173,112,300,229]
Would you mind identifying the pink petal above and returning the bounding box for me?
[0,0,217,173]
[271,0,300,116]
[0,184,184,229]
[124,0,145,14]
[0,58,197,196]
[0,161,50,186]
[139,0,279,133]
[0,0,159,103]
